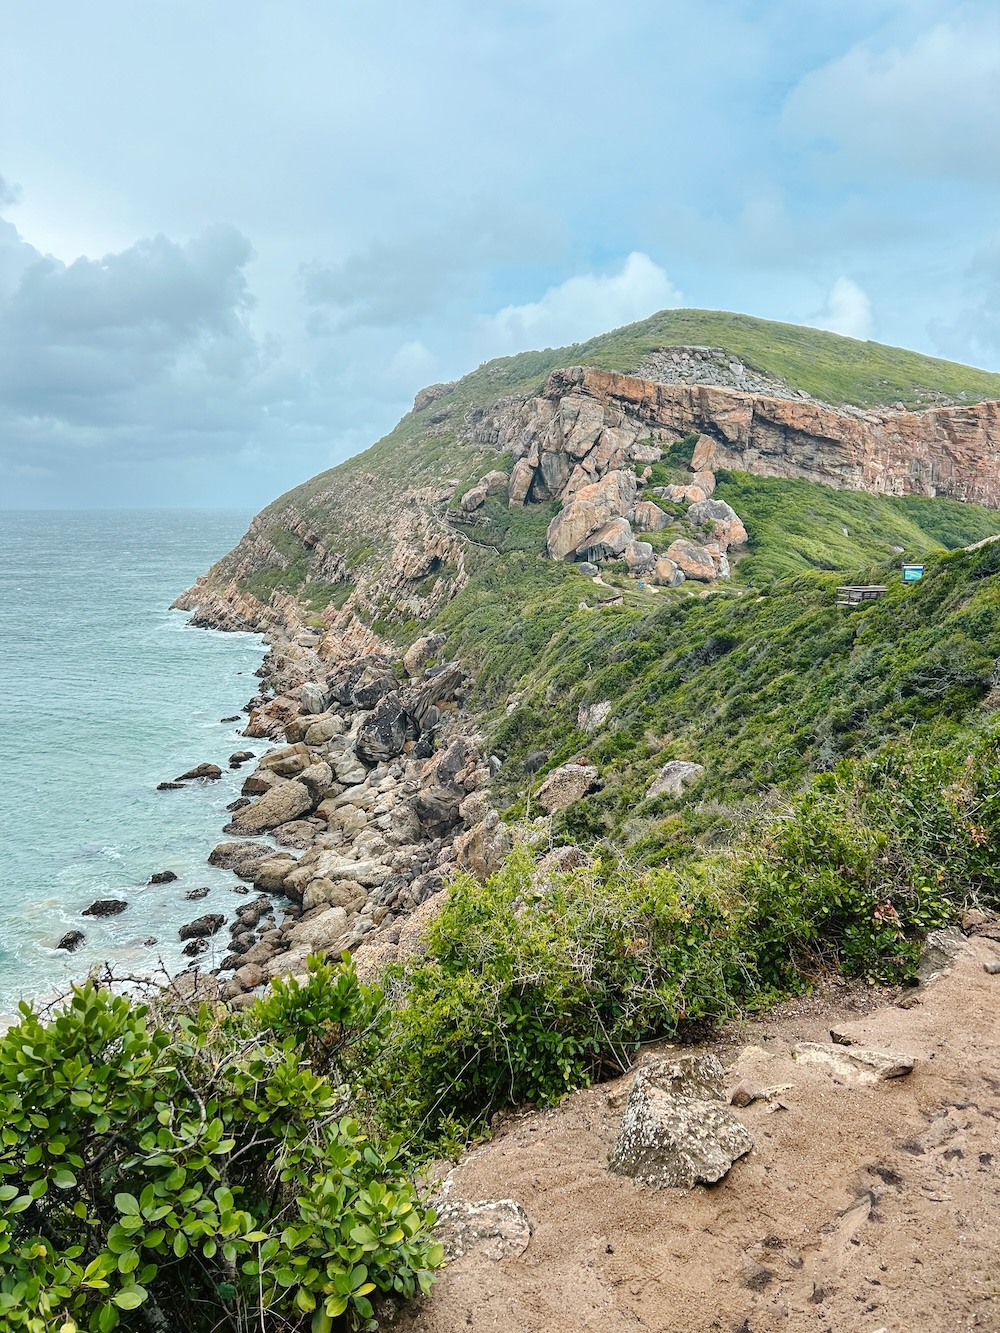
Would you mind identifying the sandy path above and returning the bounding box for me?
[396,935,1000,1333]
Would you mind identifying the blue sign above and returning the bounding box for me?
[902,564,924,582]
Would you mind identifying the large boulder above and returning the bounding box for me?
[299,681,330,715]
[209,841,280,880]
[284,906,350,952]
[624,540,655,574]
[690,434,718,471]
[666,539,717,582]
[228,780,314,835]
[402,632,446,676]
[508,458,535,508]
[651,557,685,588]
[609,1054,753,1189]
[355,694,410,765]
[573,517,633,562]
[687,499,748,549]
[536,762,599,813]
[178,913,225,941]
[632,500,670,532]
[646,760,705,799]
[546,469,638,560]
[691,469,716,496]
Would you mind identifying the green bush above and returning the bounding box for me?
[0,957,442,1333]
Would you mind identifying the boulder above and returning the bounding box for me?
[208,841,278,879]
[651,557,685,588]
[299,682,330,715]
[632,500,670,532]
[356,694,410,765]
[57,930,85,952]
[298,761,334,801]
[460,482,489,512]
[539,845,591,872]
[304,713,345,745]
[691,469,716,496]
[666,539,716,582]
[646,760,705,799]
[536,762,599,813]
[258,743,312,776]
[330,744,368,787]
[690,434,718,471]
[228,749,255,767]
[453,811,512,881]
[271,820,318,849]
[174,762,222,781]
[792,1042,915,1083]
[482,469,509,496]
[433,1199,532,1263]
[687,499,748,549]
[285,905,349,952]
[624,540,655,574]
[573,517,633,562]
[156,781,184,790]
[402,633,446,676]
[577,701,612,732]
[508,458,535,508]
[577,561,599,576]
[546,470,638,560]
[682,485,707,505]
[82,899,128,918]
[228,780,314,835]
[917,926,969,985]
[232,962,265,992]
[147,870,177,885]
[185,887,210,901]
[609,1054,753,1189]
[252,856,299,891]
[178,913,225,941]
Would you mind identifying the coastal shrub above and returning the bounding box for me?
[0,957,442,1333]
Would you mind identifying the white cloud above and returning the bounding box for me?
[479,252,683,354]
[783,17,1000,181]
[813,277,874,340]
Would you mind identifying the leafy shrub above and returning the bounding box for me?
[0,957,442,1333]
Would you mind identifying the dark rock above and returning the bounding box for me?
[230,885,250,895]
[57,930,85,952]
[82,899,128,918]
[356,693,409,765]
[143,937,157,946]
[148,870,178,885]
[156,781,185,790]
[524,750,548,774]
[219,954,240,971]
[221,715,241,723]
[181,937,209,957]
[229,749,255,768]
[178,913,225,941]
[226,797,251,812]
[175,763,223,781]
[185,887,211,901]
[208,841,276,880]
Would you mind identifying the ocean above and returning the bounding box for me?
[0,510,266,1016]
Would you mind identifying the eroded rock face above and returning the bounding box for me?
[546,470,638,560]
[609,1054,753,1189]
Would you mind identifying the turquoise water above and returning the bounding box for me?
[0,510,266,1015]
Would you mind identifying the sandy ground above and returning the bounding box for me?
[392,934,1000,1333]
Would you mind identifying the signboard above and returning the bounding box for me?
[902,564,924,582]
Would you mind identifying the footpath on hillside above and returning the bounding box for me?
[398,933,1000,1333]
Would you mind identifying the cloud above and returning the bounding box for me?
[0,175,22,209]
[930,234,1000,362]
[811,277,874,340]
[783,16,1000,181]
[479,252,682,354]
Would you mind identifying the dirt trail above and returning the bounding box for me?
[398,935,1000,1333]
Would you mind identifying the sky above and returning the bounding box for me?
[3,0,1000,509]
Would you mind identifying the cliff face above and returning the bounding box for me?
[476,366,1000,511]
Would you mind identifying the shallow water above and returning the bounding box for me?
[0,510,266,1014]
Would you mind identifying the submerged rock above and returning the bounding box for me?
[82,899,128,918]
[178,913,225,941]
[148,870,178,885]
[174,763,223,781]
[56,930,85,952]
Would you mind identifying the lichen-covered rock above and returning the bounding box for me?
[624,540,655,573]
[453,810,512,881]
[792,1042,915,1082]
[536,762,599,812]
[608,1054,753,1189]
[687,498,748,549]
[355,694,410,765]
[646,760,705,799]
[434,1199,531,1262]
[691,468,716,496]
